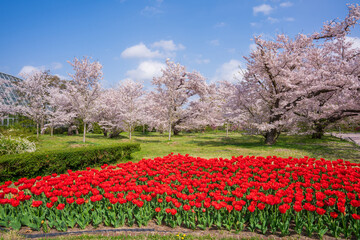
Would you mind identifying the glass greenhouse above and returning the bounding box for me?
[0,72,22,126]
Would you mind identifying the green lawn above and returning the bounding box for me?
[36,131,360,163]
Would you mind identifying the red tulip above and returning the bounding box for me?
[31,200,42,207]
[56,203,65,210]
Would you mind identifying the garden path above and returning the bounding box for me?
[331,133,360,146]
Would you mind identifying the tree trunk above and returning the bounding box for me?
[67,126,73,136]
[103,129,108,137]
[168,123,172,141]
[108,128,121,138]
[83,123,86,143]
[36,123,39,139]
[264,128,280,145]
[173,128,180,135]
[172,122,180,135]
[312,123,325,139]
[226,122,229,138]
[142,124,145,133]
[51,126,53,136]
[41,118,44,135]
[129,124,132,140]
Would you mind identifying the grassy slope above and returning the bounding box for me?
[36,131,360,163]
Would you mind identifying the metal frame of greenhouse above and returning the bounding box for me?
[0,72,22,126]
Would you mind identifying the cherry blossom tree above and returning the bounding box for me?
[94,80,145,140]
[214,81,239,137]
[18,70,51,138]
[149,59,209,140]
[139,93,158,133]
[44,86,77,136]
[236,35,311,144]
[232,4,360,145]
[226,80,266,134]
[66,57,103,143]
[117,80,145,140]
[293,36,360,138]
[175,82,227,133]
[94,88,124,138]
[143,93,167,134]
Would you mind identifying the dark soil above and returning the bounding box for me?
[10,220,346,240]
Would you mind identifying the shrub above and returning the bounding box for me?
[91,122,103,134]
[0,134,36,156]
[0,115,37,134]
[0,143,140,182]
[0,126,34,137]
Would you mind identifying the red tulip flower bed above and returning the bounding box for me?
[1,153,360,238]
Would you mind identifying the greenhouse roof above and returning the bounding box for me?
[0,72,22,106]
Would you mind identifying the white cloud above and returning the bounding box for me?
[267,17,279,24]
[18,65,44,75]
[54,74,68,80]
[253,4,274,15]
[178,44,186,50]
[151,40,185,51]
[51,62,63,70]
[121,41,185,59]
[284,17,295,22]
[195,57,210,64]
[212,59,245,82]
[19,62,63,77]
[280,1,293,7]
[209,39,220,46]
[126,60,165,81]
[214,22,226,28]
[250,22,260,27]
[345,36,360,49]
[121,43,163,59]
[189,54,210,64]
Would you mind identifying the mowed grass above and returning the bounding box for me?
[36,131,360,163]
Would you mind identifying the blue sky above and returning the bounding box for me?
[1,0,360,88]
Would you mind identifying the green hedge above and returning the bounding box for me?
[0,143,140,182]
